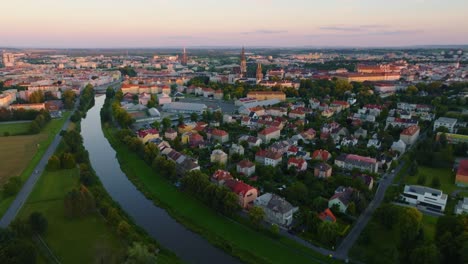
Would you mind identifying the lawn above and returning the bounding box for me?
[103,124,337,264]
[404,166,458,194]
[0,112,70,217]
[349,212,438,263]
[0,121,32,136]
[18,168,126,264]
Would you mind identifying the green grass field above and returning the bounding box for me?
[404,166,457,194]
[0,121,32,136]
[0,112,70,218]
[18,168,126,263]
[103,124,337,264]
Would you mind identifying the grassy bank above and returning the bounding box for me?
[103,123,336,264]
[18,168,126,263]
[0,112,71,217]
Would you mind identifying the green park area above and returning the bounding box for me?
[403,166,458,194]
[17,168,126,263]
[103,124,337,264]
[0,112,70,217]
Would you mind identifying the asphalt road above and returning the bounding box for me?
[0,120,32,125]
[334,161,406,260]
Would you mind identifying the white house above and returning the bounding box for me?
[433,117,458,133]
[254,193,298,228]
[455,197,468,215]
[401,185,448,213]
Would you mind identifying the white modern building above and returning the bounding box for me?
[401,185,448,213]
[455,197,468,215]
[162,102,207,114]
[433,117,458,133]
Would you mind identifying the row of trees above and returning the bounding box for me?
[0,107,42,122]
[29,110,51,134]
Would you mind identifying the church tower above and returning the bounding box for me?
[181,47,188,66]
[240,46,247,77]
[256,63,263,84]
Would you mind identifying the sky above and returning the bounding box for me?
[1,0,467,48]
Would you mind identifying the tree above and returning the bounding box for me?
[46,155,61,170]
[124,242,158,264]
[431,176,441,188]
[284,182,308,204]
[29,91,44,103]
[190,112,199,122]
[375,204,400,229]
[0,239,37,264]
[28,212,48,235]
[399,207,422,244]
[61,152,76,169]
[248,206,265,228]
[2,177,22,197]
[409,161,418,176]
[410,243,440,264]
[62,89,76,109]
[222,191,241,216]
[162,118,171,130]
[318,221,339,246]
[347,202,357,216]
[117,220,131,239]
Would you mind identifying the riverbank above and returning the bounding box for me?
[102,122,336,264]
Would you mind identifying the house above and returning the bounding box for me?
[287,157,307,172]
[210,149,228,165]
[328,187,354,213]
[258,127,281,143]
[455,197,468,215]
[238,135,262,147]
[255,150,282,167]
[300,128,316,141]
[314,163,332,178]
[433,117,458,133]
[158,93,172,105]
[354,127,368,139]
[164,128,177,141]
[211,129,229,143]
[224,179,258,208]
[211,170,233,185]
[456,159,468,187]
[137,128,159,143]
[178,123,195,134]
[367,138,381,149]
[401,185,448,213]
[354,174,374,190]
[237,159,256,177]
[400,125,420,145]
[288,109,306,120]
[391,139,406,154]
[269,141,290,155]
[230,144,245,156]
[164,149,200,176]
[287,145,299,156]
[139,92,151,105]
[312,149,331,161]
[318,208,336,223]
[247,91,286,101]
[254,193,298,228]
[335,154,378,173]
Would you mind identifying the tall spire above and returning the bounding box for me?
[181,47,188,66]
[256,63,263,84]
[240,46,247,77]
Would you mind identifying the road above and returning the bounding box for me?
[334,160,406,260]
[0,120,32,125]
[0,82,118,228]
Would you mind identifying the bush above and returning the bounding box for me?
[46,155,61,170]
[431,177,441,188]
[28,212,48,235]
[2,176,22,197]
[61,152,76,169]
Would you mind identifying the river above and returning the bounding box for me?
[81,95,239,264]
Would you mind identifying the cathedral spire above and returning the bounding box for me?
[256,63,263,84]
[240,46,247,78]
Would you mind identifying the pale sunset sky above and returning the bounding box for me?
[1,0,467,48]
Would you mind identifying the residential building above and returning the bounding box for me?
[354,174,374,190]
[456,159,468,187]
[400,125,420,145]
[335,154,378,173]
[237,159,256,177]
[401,185,448,213]
[288,109,305,120]
[254,193,298,227]
[164,128,177,141]
[230,144,245,156]
[210,149,228,165]
[224,179,258,208]
[211,170,233,185]
[314,163,332,178]
[158,93,172,105]
[328,187,354,213]
[238,135,262,147]
[137,128,159,143]
[391,139,406,154]
[210,129,229,143]
[312,149,331,161]
[354,127,368,139]
[287,157,307,172]
[255,150,282,167]
[455,198,468,215]
[433,117,458,133]
[318,208,336,223]
[258,127,281,143]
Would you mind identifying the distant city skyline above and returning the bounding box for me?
[1,0,468,48]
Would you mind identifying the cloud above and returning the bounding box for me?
[320,24,389,32]
[166,35,193,39]
[368,30,424,35]
[241,29,288,35]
